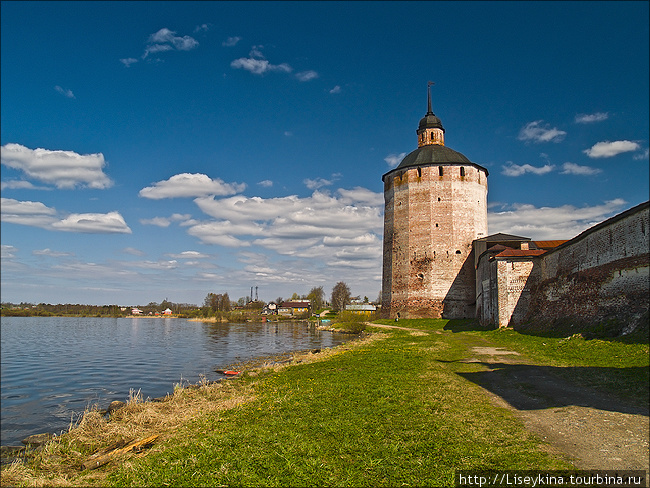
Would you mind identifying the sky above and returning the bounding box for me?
[1,1,648,307]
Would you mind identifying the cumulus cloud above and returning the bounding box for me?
[304,177,334,190]
[583,140,641,158]
[189,189,383,254]
[54,86,75,99]
[296,70,319,82]
[258,179,273,187]
[0,198,131,234]
[0,180,50,191]
[1,143,113,189]
[139,173,246,199]
[50,211,132,234]
[501,162,555,176]
[329,85,341,94]
[120,57,138,68]
[140,213,191,227]
[488,199,627,240]
[231,57,292,75]
[575,112,608,124]
[1,244,18,259]
[384,152,406,168]
[144,28,199,58]
[222,36,241,47]
[518,120,567,143]
[120,27,200,66]
[560,162,602,175]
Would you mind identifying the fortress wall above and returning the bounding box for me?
[527,202,649,330]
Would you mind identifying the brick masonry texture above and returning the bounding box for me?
[382,164,488,319]
[527,203,649,330]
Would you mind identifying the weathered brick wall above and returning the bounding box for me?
[382,163,488,319]
[527,202,649,330]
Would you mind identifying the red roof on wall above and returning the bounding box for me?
[495,249,547,258]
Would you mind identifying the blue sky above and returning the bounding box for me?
[1,1,648,306]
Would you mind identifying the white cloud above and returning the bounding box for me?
[1,244,18,259]
[1,198,131,234]
[194,24,210,33]
[139,173,246,199]
[384,152,406,168]
[488,199,627,240]
[0,180,50,191]
[33,248,73,257]
[583,140,641,158]
[230,46,300,76]
[258,179,273,187]
[633,148,650,160]
[1,143,113,189]
[166,251,209,259]
[122,247,145,256]
[501,162,555,176]
[120,57,138,67]
[50,211,132,234]
[560,162,602,175]
[329,85,341,94]
[231,57,292,75]
[140,213,191,227]
[304,177,334,189]
[296,70,319,82]
[518,120,567,143]
[144,28,199,59]
[222,36,241,47]
[575,112,608,124]
[54,86,75,99]
[284,131,293,137]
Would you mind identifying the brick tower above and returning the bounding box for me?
[381,85,488,319]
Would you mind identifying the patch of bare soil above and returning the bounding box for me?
[463,346,649,472]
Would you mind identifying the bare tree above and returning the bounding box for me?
[307,286,325,310]
[331,282,351,312]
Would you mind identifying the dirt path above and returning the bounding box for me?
[368,324,650,472]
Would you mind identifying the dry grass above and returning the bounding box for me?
[1,332,383,487]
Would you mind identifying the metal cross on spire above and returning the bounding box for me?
[427,81,435,114]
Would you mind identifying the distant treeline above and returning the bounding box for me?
[0,301,200,318]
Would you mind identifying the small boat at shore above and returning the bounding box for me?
[215,370,241,375]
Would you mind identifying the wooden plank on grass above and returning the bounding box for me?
[83,434,159,470]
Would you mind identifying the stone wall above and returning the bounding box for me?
[526,201,649,333]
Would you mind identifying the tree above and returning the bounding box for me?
[331,282,351,312]
[307,286,325,310]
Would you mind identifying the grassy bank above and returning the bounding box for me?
[4,319,646,486]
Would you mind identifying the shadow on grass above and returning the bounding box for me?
[446,360,649,415]
[443,319,497,333]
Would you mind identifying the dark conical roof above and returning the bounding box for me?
[382,145,489,180]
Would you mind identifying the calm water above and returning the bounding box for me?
[0,316,351,446]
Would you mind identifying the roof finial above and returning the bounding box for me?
[427,81,435,115]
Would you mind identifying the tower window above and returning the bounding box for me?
[438,197,441,202]
[417,167,422,177]
[460,167,465,177]
[438,166,443,176]
[456,250,461,254]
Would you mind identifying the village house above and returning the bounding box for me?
[277,300,312,317]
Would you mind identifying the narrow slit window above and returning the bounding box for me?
[438,166,443,176]
[417,167,422,177]
[460,167,465,177]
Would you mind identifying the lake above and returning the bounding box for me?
[0,316,352,446]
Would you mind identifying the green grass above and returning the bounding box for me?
[107,324,572,487]
[376,318,650,407]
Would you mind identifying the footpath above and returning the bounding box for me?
[369,322,650,472]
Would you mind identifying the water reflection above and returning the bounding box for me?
[1,317,352,446]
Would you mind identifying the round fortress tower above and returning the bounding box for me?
[381,85,488,319]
